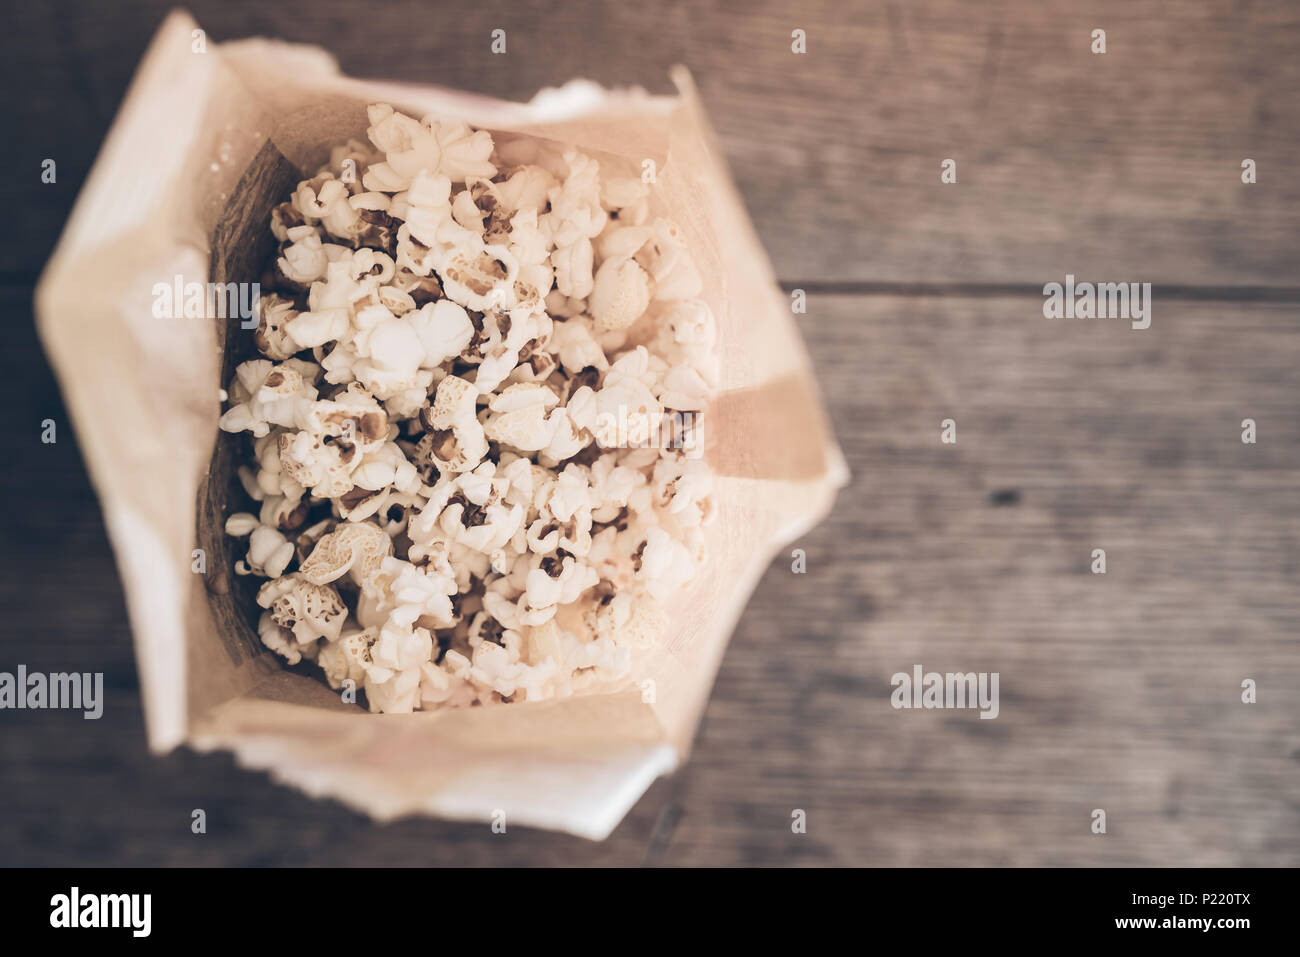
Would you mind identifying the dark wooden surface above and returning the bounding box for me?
[2,1,1297,866]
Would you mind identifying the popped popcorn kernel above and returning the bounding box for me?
[219,105,717,712]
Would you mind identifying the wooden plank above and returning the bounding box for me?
[4,289,1296,865]
[658,294,1300,865]
[7,1,1300,285]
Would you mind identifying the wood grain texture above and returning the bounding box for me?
[663,294,1300,866]
[5,0,1300,284]
[3,291,1296,865]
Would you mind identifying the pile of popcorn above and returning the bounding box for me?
[218,104,718,713]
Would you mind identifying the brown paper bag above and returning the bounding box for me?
[36,10,847,839]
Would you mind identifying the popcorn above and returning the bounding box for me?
[225,512,260,537]
[218,358,319,438]
[363,106,497,191]
[635,526,695,601]
[298,521,392,586]
[277,226,331,286]
[286,259,359,348]
[589,256,653,332]
[592,350,662,448]
[258,493,308,531]
[318,633,367,690]
[550,315,608,375]
[409,299,475,367]
[256,573,348,648]
[552,236,594,300]
[601,173,649,212]
[367,555,458,630]
[253,293,304,360]
[544,149,606,246]
[523,554,599,612]
[219,105,718,712]
[484,383,559,451]
[417,374,488,473]
[295,174,363,242]
[236,524,295,579]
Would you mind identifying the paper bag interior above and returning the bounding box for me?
[36,11,845,839]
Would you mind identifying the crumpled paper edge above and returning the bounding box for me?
[35,10,848,838]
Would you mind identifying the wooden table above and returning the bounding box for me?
[2,0,1296,866]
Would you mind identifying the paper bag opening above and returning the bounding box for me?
[36,10,846,839]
